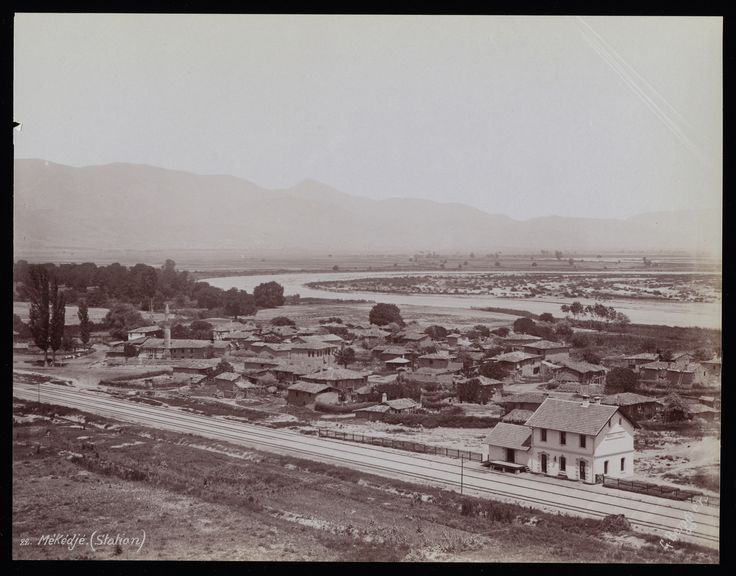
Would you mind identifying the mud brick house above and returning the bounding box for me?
[601,393,662,422]
[555,360,607,385]
[491,351,543,378]
[286,381,337,406]
[521,340,571,361]
[302,366,369,394]
[416,352,463,371]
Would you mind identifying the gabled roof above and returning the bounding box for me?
[601,393,662,406]
[640,361,671,370]
[524,398,620,436]
[355,404,391,414]
[386,357,411,364]
[384,398,419,410]
[474,375,504,387]
[624,353,659,361]
[214,372,242,382]
[398,332,428,341]
[223,330,259,340]
[382,346,410,355]
[355,327,390,338]
[555,382,604,396]
[140,338,212,349]
[242,358,281,367]
[304,367,368,381]
[492,351,542,363]
[353,384,374,395]
[484,423,532,451]
[558,359,606,374]
[418,352,456,360]
[270,363,313,375]
[287,381,335,394]
[497,392,548,405]
[262,343,293,352]
[128,325,162,334]
[172,359,220,369]
[368,374,398,385]
[501,409,535,424]
[413,366,459,375]
[319,334,345,343]
[212,322,252,332]
[522,340,570,350]
[502,333,542,342]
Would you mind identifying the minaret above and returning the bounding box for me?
[163,302,171,359]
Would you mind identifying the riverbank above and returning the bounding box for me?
[204,271,722,329]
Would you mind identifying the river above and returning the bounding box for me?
[203,271,721,330]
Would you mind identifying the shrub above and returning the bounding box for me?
[571,334,589,348]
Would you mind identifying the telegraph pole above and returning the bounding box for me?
[460,455,464,495]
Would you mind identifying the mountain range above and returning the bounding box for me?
[13,159,721,256]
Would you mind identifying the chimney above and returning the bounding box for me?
[592,396,602,405]
[163,303,171,357]
[581,394,590,408]
[382,392,388,404]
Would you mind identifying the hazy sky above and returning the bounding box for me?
[14,14,722,220]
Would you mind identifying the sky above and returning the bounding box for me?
[13,14,722,220]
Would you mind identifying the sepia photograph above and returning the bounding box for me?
[12,13,722,563]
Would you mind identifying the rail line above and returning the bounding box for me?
[13,383,719,549]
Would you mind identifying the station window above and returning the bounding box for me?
[560,431,566,445]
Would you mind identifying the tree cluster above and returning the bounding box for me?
[369,303,405,327]
[24,265,67,365]
[14,259,281,318]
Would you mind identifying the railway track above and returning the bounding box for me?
[13,383,719,550]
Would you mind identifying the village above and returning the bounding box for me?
[12,288,722,501]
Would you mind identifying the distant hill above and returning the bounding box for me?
[13,159,721,256]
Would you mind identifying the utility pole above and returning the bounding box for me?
[460,455,464,495]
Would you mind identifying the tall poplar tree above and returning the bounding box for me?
[49,277,66,365]
[77,299,91,346]
[26,265,51,366]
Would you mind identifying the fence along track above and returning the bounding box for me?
[318,428,484,462]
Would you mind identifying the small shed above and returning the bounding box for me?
[483,423,532,467]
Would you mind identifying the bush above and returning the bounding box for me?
[601,514,631,533]
[270,316,296,326]
[605,367,638,392]
[571,334,589,348]
[513,317,536,334]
